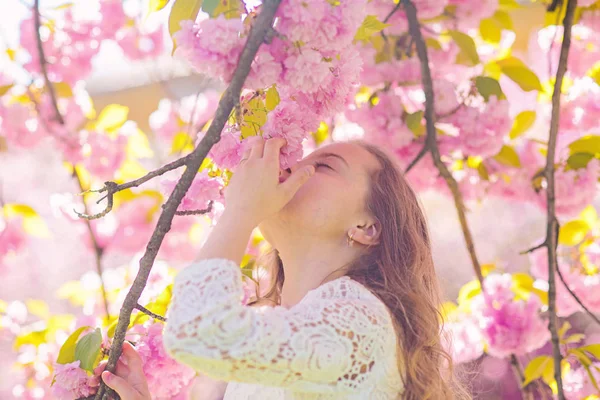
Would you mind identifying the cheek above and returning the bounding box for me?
[280,178,355,230]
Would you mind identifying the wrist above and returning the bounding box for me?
[219,209,258,232]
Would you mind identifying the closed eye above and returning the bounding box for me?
[314,161,334,171]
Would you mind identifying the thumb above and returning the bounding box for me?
[102,371,138,399]
[280,165,315,198]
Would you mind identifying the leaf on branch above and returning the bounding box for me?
[509,110,536,139]
[479,18,502,44]
[559,220,590,246]
[74,327,102,372]
[92,104,130,132]
[523,355,553,386]
[57,326,90,364]
[52,82,73,98]
[493,10,513,30]
[405,110,424,136]
[496,57,543,92]
[354,15,390,43]
[566,153,595,170]
[171,132,195,155]
[265,85,280,111]
[457,279,481,311]
[448,30,480,66]
[569,135,600,156]
[579,344,600,360]
[474,76,506,101]
[494,145,521,168]
[169,0,203,53]
[211,0,244,19]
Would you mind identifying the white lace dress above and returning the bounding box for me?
[163,258,404,400]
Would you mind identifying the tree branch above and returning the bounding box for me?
[33,0,63,125]
[510,355,534,400]
[74,170,110,322]
[402,0,484,286]
[135,304,166,322]
[405,143,428,174]
[94,1,283,398]
[556,264,600,326]
[544,0,577,397]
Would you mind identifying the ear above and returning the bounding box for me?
[348,219,381,247]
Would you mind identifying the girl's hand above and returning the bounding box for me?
[223,137,315,226]
[95,341,151,400]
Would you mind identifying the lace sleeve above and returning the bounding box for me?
[163,258,394,393]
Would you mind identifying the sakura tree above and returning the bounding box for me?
[1,0,600,399]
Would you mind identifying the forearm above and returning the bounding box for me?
[195,210,256,267]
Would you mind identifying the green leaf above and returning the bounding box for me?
[149,0,170,13]
[74,328,102,372]
[566,153,595,170]
[169,0,203,53]
[448,30,480,66]
[496,58,543,92]
[405,110,424,136]
[457,280,481,307]
[509,111,536,139]
[569,135,600,156]
[523,355,553,386]
[475,76,506,101]
[14,329,48,349]
[558,321,572,340]
[580,344,600,360]
[559,220,590,246]
[494,145,521,167]
[564,333,586,344]
[94,104,129,132]
[57,326,90,364]
[354,15,390,42]
[265,86,280,111]
[479,18,502,44]
[201,0,219,16]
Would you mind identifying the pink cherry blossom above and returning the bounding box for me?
[174,17,244,83]
[443,315,485,364]
[117,26,165,60]
[128,323,196,400]
[283,48,331,94]
[433,79,460,116]
[51,360,98,399]
[471,273,550,358]
[563,362,600,400]
[205,127,245,170]
[160,169,223,214]
[81,130,128,180]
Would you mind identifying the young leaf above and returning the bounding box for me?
[265,86,280,111]
[568,135,600,156]
[494,145,521,168]
[495,58,543,92]
[0,84,13,96]
[475,76,506,101]
[354,15,390,42]
[580,344,600,360]
[566,153,594,170]
[509,111,536,139]
[559,220,590,246]
[479,18,502,44]
[405,110,424,136]
[74,328,103,372]
[448,30,480,66]
[93,104,130,132]
[57,326,90,364]
[201,0,219,16]
[523,355,553,386]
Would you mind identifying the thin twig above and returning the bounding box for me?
[556,264,600,326]
[511,355,534,400]
[384,1,403,23]
[33,0,63,125]
[170,201,214,216]
[94,1,283,398]
[520,240,547,255]
[544,0,577,397]
[135,304,166,322]
[402,0,484,286]
[405,143,428,174]
[74,170,110,322]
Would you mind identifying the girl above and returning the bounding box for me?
[100,137,469,399]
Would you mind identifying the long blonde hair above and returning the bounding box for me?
[248,140,470,399]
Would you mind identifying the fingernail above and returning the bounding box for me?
[102,371,111,382]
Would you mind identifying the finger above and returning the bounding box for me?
[249,137,265,159]
[102,371,138,399]
[263,138,286,163]
[121,341,144,374]
[94,360,108,375]
[279,165,315,200]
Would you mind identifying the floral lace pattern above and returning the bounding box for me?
[163,258,403,399]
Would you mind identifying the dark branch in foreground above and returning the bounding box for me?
[93,1,283,398]
[556,264,600,326]
[135,304,166,322]
[543,0,577,397]
[402,0,484,286]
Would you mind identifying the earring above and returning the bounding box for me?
[347,231,355,247]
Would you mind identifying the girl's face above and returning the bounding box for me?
[258,142,381,244]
